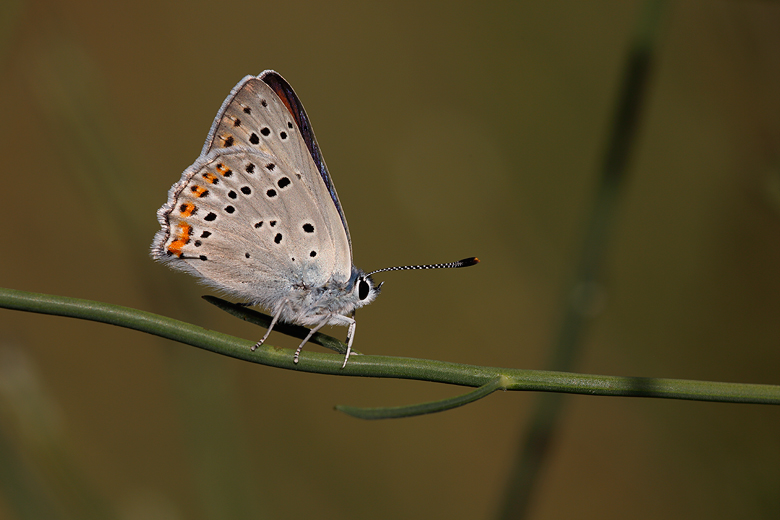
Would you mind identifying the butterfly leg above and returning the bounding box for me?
[252,302,286,351]
[342,317,357,369]
[344,310,356,345]
[294,321,328,364]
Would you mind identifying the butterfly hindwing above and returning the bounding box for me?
[153,145,344,307]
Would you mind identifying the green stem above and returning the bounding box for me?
[2,287,778,405]
[336,377,508,419]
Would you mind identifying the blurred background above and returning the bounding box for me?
[1,1,779,518]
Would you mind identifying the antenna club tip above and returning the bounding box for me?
[460,257,480,267]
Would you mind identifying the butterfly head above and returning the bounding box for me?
[349,267,382,310]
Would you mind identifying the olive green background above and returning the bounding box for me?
[1,1,779,519]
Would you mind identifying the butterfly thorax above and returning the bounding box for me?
[272,266,379,327]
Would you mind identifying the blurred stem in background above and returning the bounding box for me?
[497,2,668,518]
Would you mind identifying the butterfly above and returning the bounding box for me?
[152,70,477,367]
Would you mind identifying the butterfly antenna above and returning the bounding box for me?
[367,257,479,277]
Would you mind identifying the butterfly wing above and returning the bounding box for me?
[202,71,352,251]
[258,71,352,250]
[152,74,352,307]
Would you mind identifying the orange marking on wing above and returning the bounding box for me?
[216,163,230,175]
[202,172,218,184]
[179,202,196,217]
[191,185,208,197]
[167,222,193,257]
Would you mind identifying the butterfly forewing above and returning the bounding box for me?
[201,75,351,267]
[259,71,352,249]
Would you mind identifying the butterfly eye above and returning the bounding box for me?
[358,278,370,300]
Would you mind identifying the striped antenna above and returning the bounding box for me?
[367,257,479,277]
